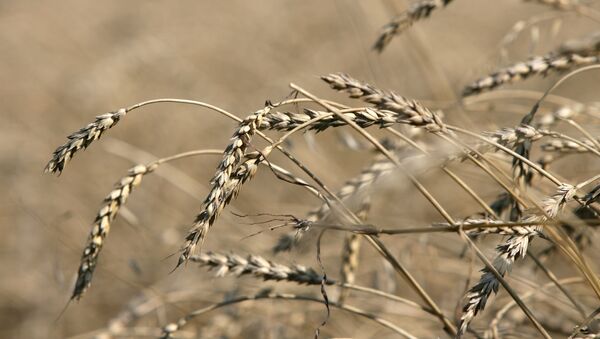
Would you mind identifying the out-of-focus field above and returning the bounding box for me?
[2,1,600,338]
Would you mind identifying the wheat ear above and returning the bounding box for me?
[463,53,600,96]
[71,149,223,300]
[45,108,127,174]
[373,0,454,52]
[190,251,327,285]
[321,73,448,133]
[176,105,272,267]
[458,184,577,335]
[71,163,156,300]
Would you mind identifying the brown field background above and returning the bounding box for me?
[2,1,599,338]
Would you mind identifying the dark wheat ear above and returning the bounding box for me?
[45,108,127,175]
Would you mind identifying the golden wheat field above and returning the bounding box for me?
[3,1,600,338]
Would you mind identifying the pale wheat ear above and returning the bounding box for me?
[463,32,600,97]
[70,149,224,301]
[45,108,127,175]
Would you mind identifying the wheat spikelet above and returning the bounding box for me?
[373,0,454,52]
[190,251,327,285]
[458,184,576,335]
[321,73,448,133]
[45,108,127,174]
[176,105,272,266]
[71,163,156,300]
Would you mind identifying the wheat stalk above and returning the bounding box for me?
[160,291,418,339]
[45,108,127,174]
[373,0,454,52]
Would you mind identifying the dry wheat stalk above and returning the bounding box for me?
[160,291,417,339]
[45,108,127,174]
[373,0,454,52]
[458,184,577,335]
[71,163,156,300]
[177,105,272,266]
[190,251,327,285]
[321,73,448,133]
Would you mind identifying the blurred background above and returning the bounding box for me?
[2,1,600,338]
